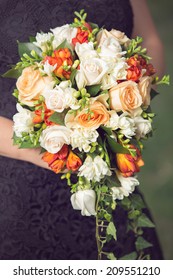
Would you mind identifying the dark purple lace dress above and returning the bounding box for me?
[0,0,163,259]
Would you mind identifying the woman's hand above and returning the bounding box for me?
[0,116,51,170]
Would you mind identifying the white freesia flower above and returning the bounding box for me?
[106,112,135,138]
[43,81,80,112]
[71,190,96,216]
[134,116,152,139]
[76,57,109,89]
[40,60,57,76]
[118,113,136,138]
[51,24,77,49]
[34,32,54,52]
[75,42,98,60]
[78,155,112,182]
[112,171,139,200]
[13,104,34,137]
[39,125,71,154]
[70,128,99,152]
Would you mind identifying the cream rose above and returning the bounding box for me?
[16,66,54,106]
[39,125,71,154]
[76,57,109,89]
[109,29,130,45]
[138,76,152,107]
[109,80,143,113]
[96,28,130,47]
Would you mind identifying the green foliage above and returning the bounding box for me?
[135,237,153,251]
[106,222,117,240]
[126,36,151,61]
[107,253,117,260]
[17,41,42,57]
[137,213,155,228]
[86,84,101,96]
[119,251,137,260]
[48,112,65,125]
[2,67,22,79]
[106,135,130,154]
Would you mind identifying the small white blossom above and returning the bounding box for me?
[40,60,57,76]
[78,155,112,182]
[70,128,99,152]
[112,171,139,200]
[118,113,136,138]
[34,32,54,52]
[71,190,96,216]
[134,116,152,139]
[13,104,34,137]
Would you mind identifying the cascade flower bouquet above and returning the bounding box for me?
[3,10,169,260]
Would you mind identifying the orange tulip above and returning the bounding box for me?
[116,146,144,177]
[66,150,82,171]
[42,145,69,166]
[50,159,65,174]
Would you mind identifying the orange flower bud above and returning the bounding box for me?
[56,144,69,160]
[126,65,142,82]
[50,159,65,174]
[66,150,82,172]
[72,27,90,46]
[42,151,59,166]
[116,146,144,177]
[44,48,73,79]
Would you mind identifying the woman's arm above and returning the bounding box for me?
[0,116,51,170]
[130,0,165,78]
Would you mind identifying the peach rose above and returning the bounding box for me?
[96,28,130,47]
[16,66,54,106]
[138,76,152,107]
[65,101,110,129]
[109,81,142,113]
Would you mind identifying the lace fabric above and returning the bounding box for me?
[0,0,163,259]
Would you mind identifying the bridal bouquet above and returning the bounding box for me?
[3,10,169,260]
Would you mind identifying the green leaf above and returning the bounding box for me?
[29,36,36,43]
[18,41,42,57]
[86,84,101,96]
[106,135,130,154]
[48,112,65,125]
[137,214,155,228]
[130,194,146,210]
[150,88,159,100]
[100,125,112,136]
[106,222,117,240]
[19,141,40,149]
[107,253,117,260]
[2,67,22,79]
[119,251,137,260]
[56,39,74,56]
[135,236,153,251]
[70,69,77,86]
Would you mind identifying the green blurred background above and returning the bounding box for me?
[140,0,173,259]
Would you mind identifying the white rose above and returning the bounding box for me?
[106,111,119,130]
[134,116,152,139]
[51,24,77,49]
[112,171,139,200]
[99,37,125,64]
[43,81,79,112]
[39,125,71,154]
[78,155,112,182]
[13,104,34,137]
[70,128,99,152]
[34,32,54,52]
[101,59,128,90]
[71,190,96,216]
[76,58,109,89]
[75,42,98,61]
